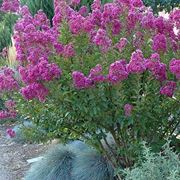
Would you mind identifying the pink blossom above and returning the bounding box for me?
[133,31,144,48]
[117,0,130,5]
[152,33,167,53]
[89,64,106,83]
[169,58,180,79]
[108,60,129,84]
[79,6,88,16]
[127,9,140,30]
[127,49,146,74]
[170,9,180,29]
[0,110,17,120]
[124,104,133,117]
[83,17,95,32]
[1,47,8,58]
[89,64,103,77]
[91,0,101,11]
[91,9,102,26]
[6,128,16,138]
[145,53,167,81]
[54,43,64,54]
[115,38,128,52]
[101,3,121,25]
[18,60,61,84]
[130,0,143,7]
[69,14,85,34]
[72,71,93,89]
[1,0,20,13]
[63,44,76,58]
[93,29,112,52]
[71,0,81,6]
[154,16,165,34]
[160,81,176,97]
[141,11,155,29]
[20,83,49,102]
[112,19,122,35]
[5,100,16,110]
[0,68,19,92]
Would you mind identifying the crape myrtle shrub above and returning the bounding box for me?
[0,0,180,177]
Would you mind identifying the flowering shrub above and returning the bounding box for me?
[0,0,180,178]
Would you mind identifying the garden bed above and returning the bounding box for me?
[0,125,48,180]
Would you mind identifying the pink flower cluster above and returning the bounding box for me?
[14,8,55,64]
[93,29,112,52]
[170,9,180,29]
[5,100,16,110]
[6,128,16,138]
[71,0,81,6]
[63,43,76,58]
[160,81,176,97]
[131,0,143,7]
[18,59,61,84]
[89,64,106,83]
[0,0,20,13]
[115,38,128,52]
[108,60,128,83]
[13,6,62,101]
[126,49,146,74]
[0,67,19,92]
[169,59,180,79]
[145,53,167,82]
[124,104,133,117]
[152,33,167,53]
[0,110,17,120]
[72,71,93,89]
[72,64,106,89]
[21,82,49,102]
[141,11,155,29]
[3,0,177,102]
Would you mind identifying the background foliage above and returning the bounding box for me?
[0,0,18,52]
[143,0,180,13]
[20,0,54,21]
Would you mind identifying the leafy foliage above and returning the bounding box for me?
[20,0,54,20]
[123,141,180,180]
[143,0,180,13]
[0,13,18,52]
[12,121,49,143]
[0,0,18,52]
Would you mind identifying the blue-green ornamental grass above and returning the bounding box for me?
[25,141,114,180]
[25,144,75,180]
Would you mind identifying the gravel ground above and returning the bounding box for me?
[0,125,49,180]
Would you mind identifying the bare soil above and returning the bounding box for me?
[0,124,48,180]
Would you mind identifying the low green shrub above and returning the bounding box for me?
[123,142,180,180]
[13,120,50,143]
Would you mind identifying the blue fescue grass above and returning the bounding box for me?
[72,149,114,180]
[25,144,75,180]
[25,141,114,180]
